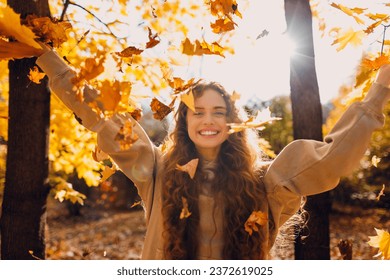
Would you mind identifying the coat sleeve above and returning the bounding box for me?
[36,50,157,205]
[263,82,390,230]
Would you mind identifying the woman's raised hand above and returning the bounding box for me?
[375,64,390,89]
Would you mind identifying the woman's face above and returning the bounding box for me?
[186,89,229,160]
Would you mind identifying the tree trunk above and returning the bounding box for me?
[284,0,332,259]
[1,0,51,260]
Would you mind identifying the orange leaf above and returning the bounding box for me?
[150,97,173,120]
[244,210,268,236]
[182,38,225,57]
[98,80,121,112]
[115,46,143,57]
[92,145,109,162]
[145,27,160,49]
[114,120,139,150]
[210,18,235,33]
[28,66,46,84]
[228,108,281,134]
[100,165,116,182]
[180,197,191,219]
[362,55,390,71]
[0,39,42,60]
[176,158,199,179]
[180,89,196,112]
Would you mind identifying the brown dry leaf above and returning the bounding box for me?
[28,66,46,84]
[145,27,160,49]
[167,77,196,93]
[25,15,72,48]
[244,210,268,236]
[0,6,42,49]
[114,120,139,150]
[92,145,109,162]
[176,158,199,179]
[100,165,116,182]
[376,185,386,201]
[150,97,173,120]
[210,18,235,33]
[130,108,142,121]
[180,197,191,219]
[115,46,143,58]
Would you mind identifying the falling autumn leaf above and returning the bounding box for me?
[0,6,42,49]
[231,90,241,102]
[145,27,160,49]
[331,28,364,51]
[180,197,191,219]
[28,66,46,84]
[115,46,143,58]
[210,18,235,33]
[98,80,122,112]
[367,228,390,259]
[0,39,43,60]
[182,38,225,57]
[371,155,381,167]
[92,145,109,162]
[180,89,196,112]
[227,108,281,134]
[176,158,199,179]
[167,77,196,93]
[100,165,116,182]
[244,210,268,236]
[376,185,386,201]
[150,97,173,120]
[362,55,390,71]
[114,119,139,150]
[130,200,142,208]
[330,2,365,25]
[130,108,142,121]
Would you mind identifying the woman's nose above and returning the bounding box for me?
[202,112,214,125]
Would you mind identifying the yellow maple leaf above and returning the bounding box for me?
[176,158,199,179]
[182,38,225,57]
[244,210,268,236]
[180,197,191,219]
[0,6,41,49]
[100,165,116,182]
[180,89,196,113]
[28,66,46,84]
[368,228,390,259]
[331,28,364,51]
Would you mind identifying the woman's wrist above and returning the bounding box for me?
[375,64,390,89]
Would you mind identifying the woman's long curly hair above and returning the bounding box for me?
[162,81,268,259]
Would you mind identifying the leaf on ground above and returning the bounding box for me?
[176,158,199,179]
[114,119,139,150]
[150,97,173,120]
[0,5,42,49]
[367,228,390,260]
[28,66,46,84]
[244,210,268,236]
[180,197,191,219]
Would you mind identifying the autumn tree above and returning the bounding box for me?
[1,0,51,259]
[284,0,331,259]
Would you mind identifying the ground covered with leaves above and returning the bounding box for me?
[46,198,390,260]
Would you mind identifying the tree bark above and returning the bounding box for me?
[1,0,51,260]
[284,0,332,259]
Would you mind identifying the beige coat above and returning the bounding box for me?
[37,51,390,259]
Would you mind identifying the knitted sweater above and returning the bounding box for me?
[36,51,390,259]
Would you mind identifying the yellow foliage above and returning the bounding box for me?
[368,228,390,260]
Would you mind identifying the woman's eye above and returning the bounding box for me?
[194,112,204,116]
[214,111,226,117]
